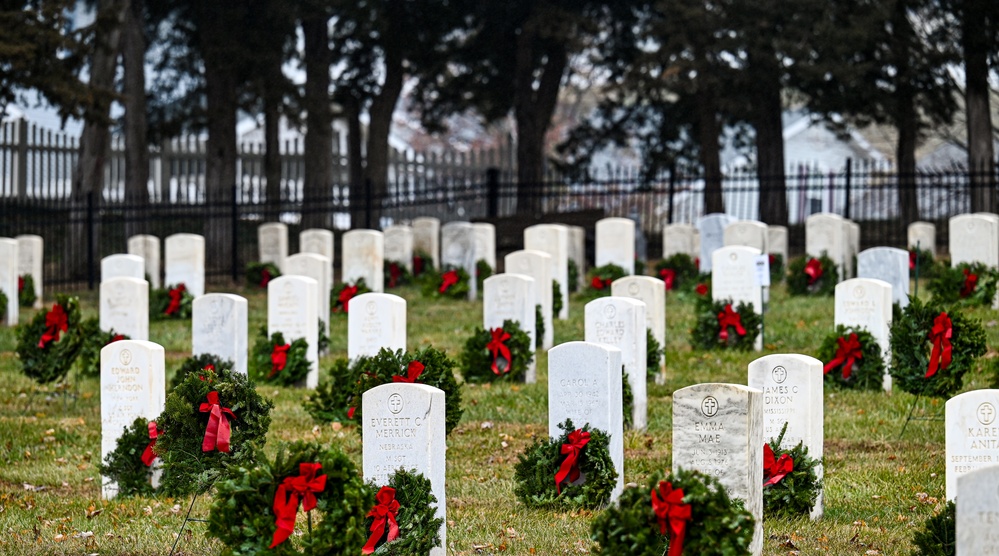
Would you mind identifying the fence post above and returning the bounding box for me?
[486,167,500,218]
[86,190,96,290]
[365,178,373,229]
[14,119,28,198]
[231,184,239,283]
[844,158,852,220]
[667,163,677,225]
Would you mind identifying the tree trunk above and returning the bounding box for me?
[362,40,405,230]
[696,83,724,214]
[896,93,920,224]
[122,0,147,240]
[963,0,996,212]
[344,95,365,228]
[301,13,333,230]
[263,85,282,216]
[202,48,238,270]
[751,52,788,226]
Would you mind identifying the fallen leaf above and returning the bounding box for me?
[85,505,101,519]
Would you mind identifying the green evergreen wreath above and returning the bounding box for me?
[459,319,533,383]
[568,258,580,293]
[654,254,699,292]
[816,325,885,391]
[384,260,411,289]
[786,254,838,296]
[421,266,471,299]
[18,274,36,307]
[75,318,128,378]
[305,357,365,424]
[170,352,235,390]
[16,295,85,384]
[245,261,281,289]
[646,329,661,379]
[0,289,7,323]
[412,250,431,277]
[206,441,373,555]
[587,264,627,295]
[535,304,545,349]
[362,469,443,555]
[318,319,330,353]
[332,278,372,314]
[927,262,999,307]
[155,367,273,495]
[889,297,986,399]
[689,297,762,351]
[476,259,493,293]
[151,283,194,320]
[590,469,754,556]
[99,416,159,497]
[513,419,617,509]
[768,253,784,284]
[622,370,634,429]
[351,347,464,435]
[909,247,940,280]
[910,500,955,556]
[762,423,822,519]
[249,327,311,386]
[552,279,564,316]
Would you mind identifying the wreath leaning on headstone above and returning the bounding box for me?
[305,356,365,424]
[762,423,822,519]
[99,416,161,497]
[513,419,617,509]
[151,283,194,320]
[552,279,564,317]
[476,259,493,292]
[587,264,627,295]
[249,327,311,386]
[568,258,580,293]
[245,261,281,289]
[207,441,373,554]
[422,266,471,299]
[646,329,662,380]
[361,468,444,555]
[16,294,85,384]
[18,274,36,307]
[589,468,755,556]
[535,304,545,349]
[910,500,956,556]
[654,254,699,293]
[786,253,838,296]
[927,262,999,307]
[332,278,372,314]
[155,366,273,495]
[459,319,534,383]
[350,347,464,436]
[169,353,235,390]
[0,289,7,323]
[816,325,885,391]
[768,253,784,284]
[385,260,411,289]
[75,318,127,378]
[689,297,762,351]
[889,297,986,399]
[412,250,431,277]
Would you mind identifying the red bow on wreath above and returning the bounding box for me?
[926,312,953,378]
[270,343,290,378]
[18,276,23,293]
[392,360,425,383]
[439,270,460,293]
[38,303,68,349]
[362,486,401,554]
[413,255,424,276]
[260,268,272,288]
[141,421,160,466]
[199,391,236,453]
[659,268,676,291]
[804,258,823,285]
[716,304,746,342]
[651,481,691,556]
[763,443,794,487]
[164,284,186,315]
[388,263,402,288]
[695,283,708,296]
[487,327,512,375]
[554,429,590,494]
[823,333,863,380]
[269,463,328,548]
[909,251,917,270]
[960,268,978,298]
[338,284,358,312]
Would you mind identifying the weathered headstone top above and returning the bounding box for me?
[258,222,288,272]
[99,277,149,341]
[595,217,635,275]
[696,213,737,272]
[165,233,206,296]
[192,293,248,375]
[413,217,441,270]
[342,229,385,293]
[907,221,936,256]
[806,213,847,280]
[127,234,161,289]
[663,223,698,258]
[347,292,406,361]
[473,223,497,270]
[950,213,999,268]
[299,228,335,275]
[102,254,146,282]
[857,247,909,308]
[384,225,415,272]
[724,221,769,253]
[767,225,789,264]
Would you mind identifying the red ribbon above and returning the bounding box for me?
[554,429,590,494]
[804,258,823,285]
[440,270,459,293]
[960,268,978,298]
[909,250,916,270]
[199,391,236,453]
[270,343,290,378]
[388,263,402,288]
[165,284,186,315]
[338,284,358,312]
[18,276,23,293]
[486,328,512,375]
[716,304,746,342]
[362,486,401,554]
[763,443,794,487]
[695,283,708,296]
[260,268,271,288]
[38,303,69,349]
[141,421,159,466]
[651,481,691,556]
[392,360,425,383]
[823,333,863,380]
[926,312,953,378]
[413,255,424,276]
[109,334,126,344]
[269,463,328,548]
[590,276,606,290]
[659,268,676,291]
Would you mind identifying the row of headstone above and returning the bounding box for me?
[483,273,537,381]
[0,235,44,325]
[806,212,860,281]
[834,277,893,391]
[0,238,19,325]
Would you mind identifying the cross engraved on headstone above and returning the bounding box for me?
[978,403,996,425]
[772,366,787,384]
[389,393,404,414]
[701,396,718,417]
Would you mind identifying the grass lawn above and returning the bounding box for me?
[0,279,991,555]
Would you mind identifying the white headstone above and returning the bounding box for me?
[907,221,936,256]
[268,276,319,388]
[595,217,636,275]
[384,225,415,273]
[483,273,537,382]
[946,389,999,501]
[100,340,165,499]
[127,234,161,289]
[956,464,999,553]
[0,238,18,326]
[747,354,825,519]
[285,253,332,338]
[767,226,789,265]
[413,217,441,270]
[724,221,769,253]
[858,247,910,308]
[585,297,647,430]
[99,277,149,341]
[834,278,893,391]
[950,213,999,268]
[845,220,861,279]
[192,293,248,375]
[441,221,477,300]
[806,213,848,281]
[165,233,206,297]
[299,228,335,276]
[505,250,553,349]
[362,383,446,556]
[548,341,625,500]
[711,246,763,351]
[696,213,737,272]
[347,292,406,361]
[567,225,586,290]
[15,234,43,309]
[101,254,146,282]
[611,276,665,376]
[672,383,763,555]
[258,222,288,272]
[472,223,496,270]
[524,224,570,319]
[342,229,384,293]
[663,223,698,258]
